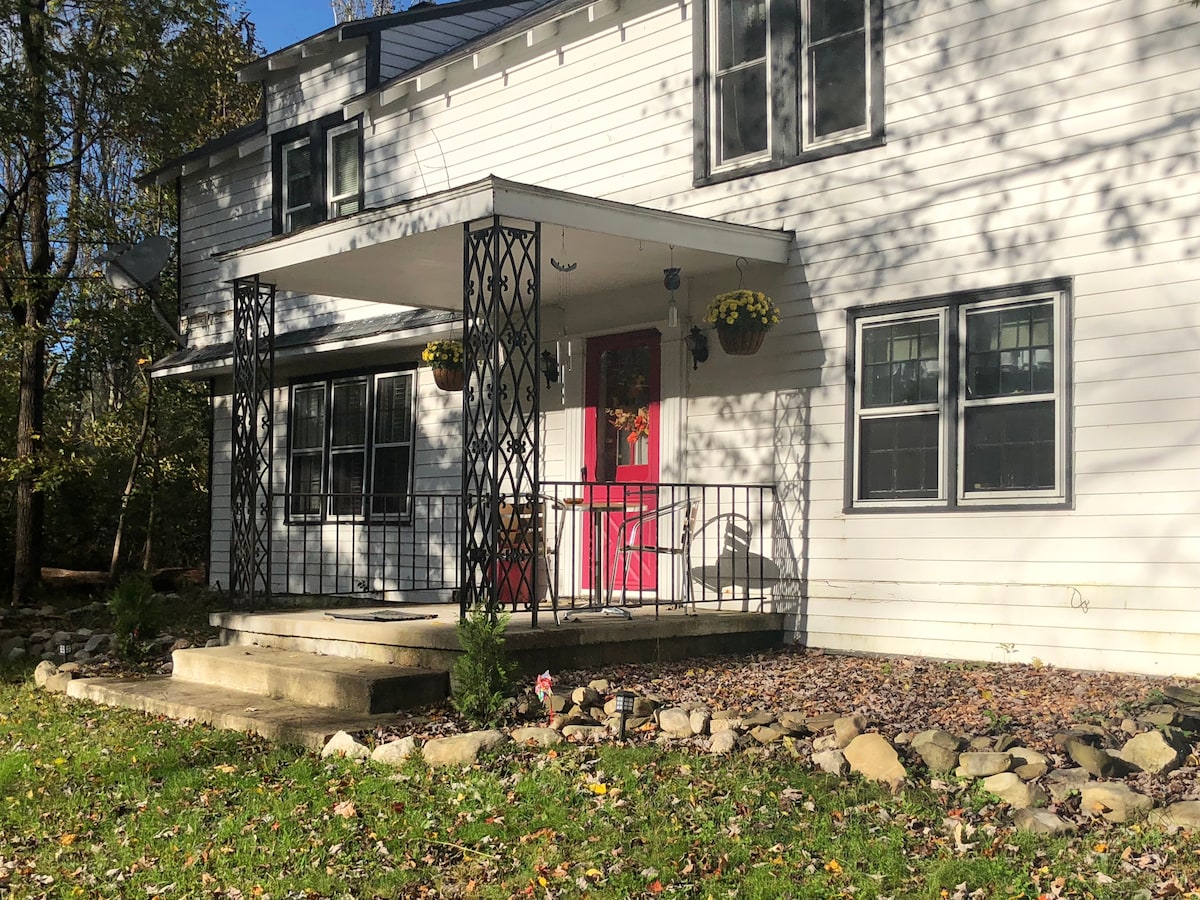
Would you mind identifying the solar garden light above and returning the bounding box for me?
[614,690,636,740]
[58,639,72,662]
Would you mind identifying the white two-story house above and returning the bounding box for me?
[148,0,1200,676]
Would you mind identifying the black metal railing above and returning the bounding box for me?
[270,482,782,623]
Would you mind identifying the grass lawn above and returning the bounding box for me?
[2,678,1199,899]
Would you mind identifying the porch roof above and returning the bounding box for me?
[216,176,794,311]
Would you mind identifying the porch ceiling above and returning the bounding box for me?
[217,176,794,311]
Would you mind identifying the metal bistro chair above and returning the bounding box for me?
[607,497,700,615]
[496,498,567,622]
[689,511,780,611]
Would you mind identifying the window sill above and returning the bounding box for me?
[842,498,1073,515]
[694,134,885,189]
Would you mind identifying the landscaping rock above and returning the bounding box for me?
[911,730,961,772]
[1044,767,1091,803]
[321,731,370,760]
[422,730,508,767]
[1150,801,1200,830]
[1013,808,1077,836]
[812,733,840,752]
[750,724,786,744]
[571,686,603,709]
[511,727,563,747]
[1079,782,1154,823]
[1163,685,1200,707]
[33,659,57,687]
[742,710,775,728]
[956,752,1012,778]
[1063,737,1119,778]
[657,707,693,738]
[1119,729,1187,775]
[805,712,840,731]
[709,716,742,734]
[1008,747,1050,780]
[1141,705,1179,727]
[587,678,610,695]
[709,730,738,755]
[981,772,1047,809]
[562,724,609,742]
[371,737,418,765]
[812,748,849,777]
[43,671,75,693]
[778,711,809,735]
[689,709,711,736]
[834,715,867,748]
[844,733,905,788]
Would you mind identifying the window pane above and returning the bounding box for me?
[331,381,367,448]
[285,142,310,181]
[966,303,1053,399]
[290,453,322,516]
[861,318,940,408]
[717,64,769,160]
[859,414,939,500]
[291,385,325,450]
[331,453,365,515]
[812,31,867,138]
[371,447,410,516]
[809,0,862,42]
[716,0,767,69]
[374,375,412,444]
[330,130,359,196]
[964,402,1055,492]
[286,206,315,231]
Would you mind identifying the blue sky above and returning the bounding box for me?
[247,1,340,53]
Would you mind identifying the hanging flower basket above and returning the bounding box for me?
[432,367,465,391]
[704,290,781,357]
[423,339,465,391]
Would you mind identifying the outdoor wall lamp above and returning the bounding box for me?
[540,349,560,387]
[684,326,709,370]
[614,689,636,739]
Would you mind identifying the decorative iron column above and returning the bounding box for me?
[230,275,275,609]
[462,218,541,623]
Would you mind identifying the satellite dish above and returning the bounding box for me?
[102,235,172,298]
[100,235,182,344]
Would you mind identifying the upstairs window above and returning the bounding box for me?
[272,114,363,235]
[847,280,1072,511]
[698,0,883,180]
[287,369,415,520]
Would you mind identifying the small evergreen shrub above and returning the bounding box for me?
[451,603,517,727]
[108,574,160,661]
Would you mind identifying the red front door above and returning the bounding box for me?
[583,330,661,594]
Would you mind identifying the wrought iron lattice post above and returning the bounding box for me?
[230,275,275,609]
[462,218,541,624]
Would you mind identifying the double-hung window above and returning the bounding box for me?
[273,113,363,235]
[848,280,1072,510]
[287,370,415,520]
[699,0,883,179]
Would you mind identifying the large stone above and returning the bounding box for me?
[981,772,1047,809]
[911,730,962,772]
[1119,729,1187,775]
[812,733,840,753]
[561,724,608,742]
[689,709,711,736]
[778,711,810,735]
[1163,685,1200,707]
[709,717,742,734]
[82,634,110,654]
[1044,767,1091,803]
[371,737,418,765]
[1063,738,1119,778]
[956,752,1012,778]
[750,724,786,744]
[587,679,611,695]
[834,715,868,748]
[321,731,370,760]
[422,730,508,767]
[742,710,775,728]
[657,707,693,738]
[709,730,738,755]
[812,748,849,777]
[1150,801,1200,830]
[1008,747,1050,780]
[805,712,840,731]
[43,671,75,693]
[843,733,906,788]
[1079,782,1154,823]
[33,659,58,687]
[511,727,563,747]
[1013,808,1077,836]
[571,687,603,709]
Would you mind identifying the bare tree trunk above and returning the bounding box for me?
[12,312,46,603]
[110,373,154,581]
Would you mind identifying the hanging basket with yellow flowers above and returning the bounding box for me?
[704,290,781,356]
[422,339,465,391]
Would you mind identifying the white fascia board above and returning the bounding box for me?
[218,180,500,282]
[492,182,793,263]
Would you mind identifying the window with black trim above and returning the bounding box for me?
[287,369,415,520]
[848,280,1072,510]
[272,113,363,235]
[697,0,883,181]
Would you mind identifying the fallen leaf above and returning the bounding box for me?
[332,800,357,818]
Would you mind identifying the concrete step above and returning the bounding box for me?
[171,645,448,714]
[66,676,404,752]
